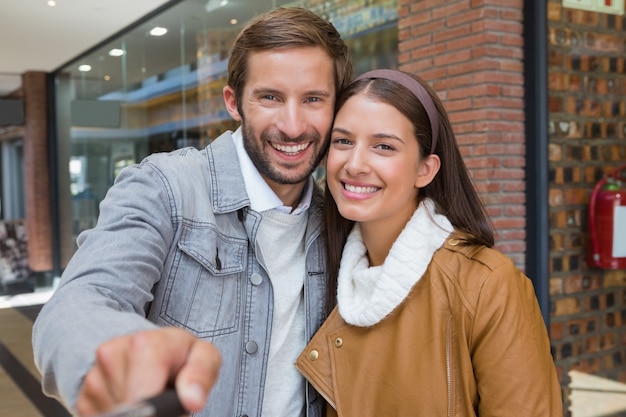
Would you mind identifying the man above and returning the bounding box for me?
[32,7,353,417]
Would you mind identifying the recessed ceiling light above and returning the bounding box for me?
[78,65,92,72]
[47,1,57,6]
[230,18,237,25]
[150,27,168,36]
[205,0,228,13]
[104,75,111,81]
[109,49,125,57]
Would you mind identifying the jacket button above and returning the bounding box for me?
[245,341,258,354]
[309,350,319,361]
[448,238,460,246]
[334,338,343,348]
[250,273,263,285]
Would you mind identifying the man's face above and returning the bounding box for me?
[224,47,336,194]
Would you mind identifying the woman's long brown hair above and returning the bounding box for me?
[324,72,495,310]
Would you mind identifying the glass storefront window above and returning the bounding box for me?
[0,138,26,220]
[54,0,398,264]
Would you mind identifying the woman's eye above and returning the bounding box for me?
[376,143,394,151]
[332,137,351,146]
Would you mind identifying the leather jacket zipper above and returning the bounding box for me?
[446,315,452,417]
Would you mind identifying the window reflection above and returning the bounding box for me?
[55,0,398,261]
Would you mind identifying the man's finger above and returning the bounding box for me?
[175,340,222,412]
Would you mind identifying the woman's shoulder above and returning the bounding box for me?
[431,232,522,288]
[429,233,533,315]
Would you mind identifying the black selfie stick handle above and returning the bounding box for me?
[147,389,186,417]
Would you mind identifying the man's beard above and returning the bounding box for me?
[242,120,327,185]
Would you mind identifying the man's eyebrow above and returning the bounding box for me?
[253,87,331,95]
[305,89,332,97]
[251,87,281,96]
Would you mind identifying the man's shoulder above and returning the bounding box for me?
[140,132,238,172]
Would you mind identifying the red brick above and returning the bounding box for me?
[22,72,53,271]
[432,2,470,20]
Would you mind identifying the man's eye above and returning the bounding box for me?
[261,95,277,101]
[306,97,321,103]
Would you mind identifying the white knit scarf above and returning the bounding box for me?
[337,199,453,327]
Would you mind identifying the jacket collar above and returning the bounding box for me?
[204,130,251,214]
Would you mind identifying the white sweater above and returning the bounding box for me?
[337,199,453,327]
[256,208,308,417]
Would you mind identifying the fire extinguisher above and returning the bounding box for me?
[587,164,626,269]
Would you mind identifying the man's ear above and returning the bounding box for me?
[415,154,441,188]
[223,85,242,121]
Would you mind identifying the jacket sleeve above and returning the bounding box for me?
[31,160,174,411]
[469,260,562,417]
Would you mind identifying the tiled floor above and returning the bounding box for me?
[2,290,626,417]
[0,289,70,417]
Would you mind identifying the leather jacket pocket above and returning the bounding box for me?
[160,224,246,337]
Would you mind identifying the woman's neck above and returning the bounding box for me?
[360,219,407,267]
[359,201,418,267]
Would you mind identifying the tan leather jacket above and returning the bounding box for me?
[296,237,563,417]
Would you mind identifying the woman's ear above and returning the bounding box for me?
[415,154,441,188]
[223,85,242,121]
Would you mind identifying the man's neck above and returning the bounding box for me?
[263,176,306,210]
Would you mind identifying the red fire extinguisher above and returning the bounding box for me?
[587,164,626,269]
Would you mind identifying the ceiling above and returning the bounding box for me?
[0,0,303,98]
[0,0,174,97]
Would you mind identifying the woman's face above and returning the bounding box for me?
[327,93,423,232]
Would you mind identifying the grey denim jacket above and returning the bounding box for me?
[33,131,328,417]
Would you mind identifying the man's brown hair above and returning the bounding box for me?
[227,7,353,113]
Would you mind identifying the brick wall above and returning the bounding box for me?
[547,2,626,414]
[400,0,626,414]
[398,0,527,268]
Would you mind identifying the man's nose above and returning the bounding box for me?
[276,103,308,139]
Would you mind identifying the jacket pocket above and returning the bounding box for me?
[160,224,246,337]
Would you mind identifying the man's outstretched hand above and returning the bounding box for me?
[76,327,221,416]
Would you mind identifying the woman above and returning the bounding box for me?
[296,69,562,416]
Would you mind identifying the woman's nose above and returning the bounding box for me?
[344,147,370,176]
